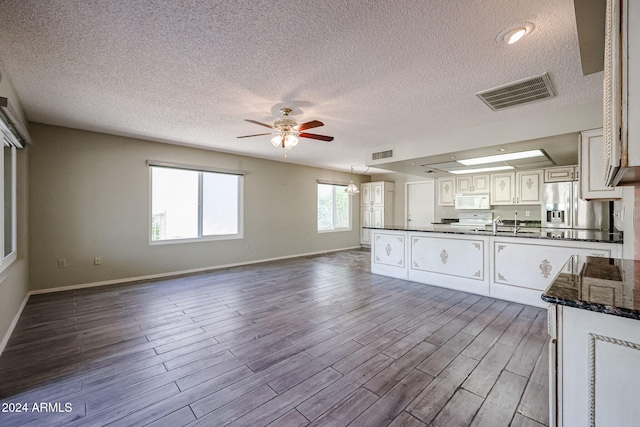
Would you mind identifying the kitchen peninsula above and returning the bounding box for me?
[543,256,640,426]
[365,225,622,308]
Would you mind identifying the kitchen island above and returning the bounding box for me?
[365,225,622,308]
[543,256,640,427]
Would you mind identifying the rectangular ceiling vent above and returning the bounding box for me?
[476,73,555,111]
[371,149,394,161]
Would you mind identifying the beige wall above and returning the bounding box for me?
[28,123,365,291]
[0,65,30,352]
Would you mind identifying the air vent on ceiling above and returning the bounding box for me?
[372,149,394,160]
[476,73,555,111]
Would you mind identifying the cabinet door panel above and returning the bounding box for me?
[580,129,622,200]
[493,241,612,291]
[372,182,385,205]
[438,178,455,206]
[372,207,384,228]
[361,209,371,244]
[361,183,372,206]
[412,236,485,281]
[373,233,405,267]
[517,170,542,204]
[472,175,490,192]
[456,176,472,194]
[491,173,515,205]
[561,307,640,427]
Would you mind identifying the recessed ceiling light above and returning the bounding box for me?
[449,166,515,175]
[497,22,535,44]
[457,149,545,166]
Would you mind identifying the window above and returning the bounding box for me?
[150,164,243,242]
[1,141,15,260]
[317,183,351,232]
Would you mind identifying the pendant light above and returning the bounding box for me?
[345,166,360,196]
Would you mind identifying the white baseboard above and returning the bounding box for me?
[29,246,362,295]
[0,292,30,356]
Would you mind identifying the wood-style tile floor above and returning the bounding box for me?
[0,249,549,426]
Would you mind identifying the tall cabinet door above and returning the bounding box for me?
[438,178,455,206]
[361,208,372,245]
[361,183,372,206]
[372,182,385,205]
[516,170,542,204]
[490,173,515,205]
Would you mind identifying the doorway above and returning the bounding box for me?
[406,180,435,227]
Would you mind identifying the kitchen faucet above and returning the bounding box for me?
[492,216,502,234]
[513,210,520,234]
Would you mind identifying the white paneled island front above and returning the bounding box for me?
[369,226,622,308]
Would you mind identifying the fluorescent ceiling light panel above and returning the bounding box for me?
[449,166,515,175]
[457,149,545,166]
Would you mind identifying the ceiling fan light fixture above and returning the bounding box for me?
[271,133,299,149]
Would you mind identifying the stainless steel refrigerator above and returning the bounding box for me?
[541,181,610,229]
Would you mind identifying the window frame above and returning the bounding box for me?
[317,182,352,233]
[148,162,244,245]
[0,138,17,273]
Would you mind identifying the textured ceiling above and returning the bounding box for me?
[0,0,602,174]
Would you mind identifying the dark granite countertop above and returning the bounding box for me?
[364,225,623,244]
[542,256,640,320]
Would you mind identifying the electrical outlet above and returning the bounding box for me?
[94,257,102,265]
[58,259,67,268]
[525,211,530,217]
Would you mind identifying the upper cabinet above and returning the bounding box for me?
[580,129,622,200]
[603,0,640,185]
[455,174,489,194]
[490,173,515,205]
[516,170,543,204]
[437,177,455,206]
[490,171,542,205]
[544,165,578,182]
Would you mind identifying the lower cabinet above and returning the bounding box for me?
[409,234,489,295]
[361,207,383,245]
[549,305,640,426]
[491,237,617,307]
[370,230,621,307]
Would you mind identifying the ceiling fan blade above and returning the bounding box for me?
[295,120,324,131]
[237,132,273,138]
[244,119,274,129]
[299,132,334,142]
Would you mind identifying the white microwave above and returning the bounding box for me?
[454,193,491,210]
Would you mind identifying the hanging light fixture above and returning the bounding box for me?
[270,132,299,157]
[345,166,360,196]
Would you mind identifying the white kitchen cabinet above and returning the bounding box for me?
[579,129,622,200]
[361,206,383,245]
[550,305,640,426]
[437,177,455,206]
[409,233,490,295]
[361,182,372,206]
[360,181,394,245]
[515,170,542,204]
[490,171,542,205]
[455,174,489,194]
[491,237,619,307]
[603,0,640,185]
[490,173,515,205]
[544,165,578,182]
